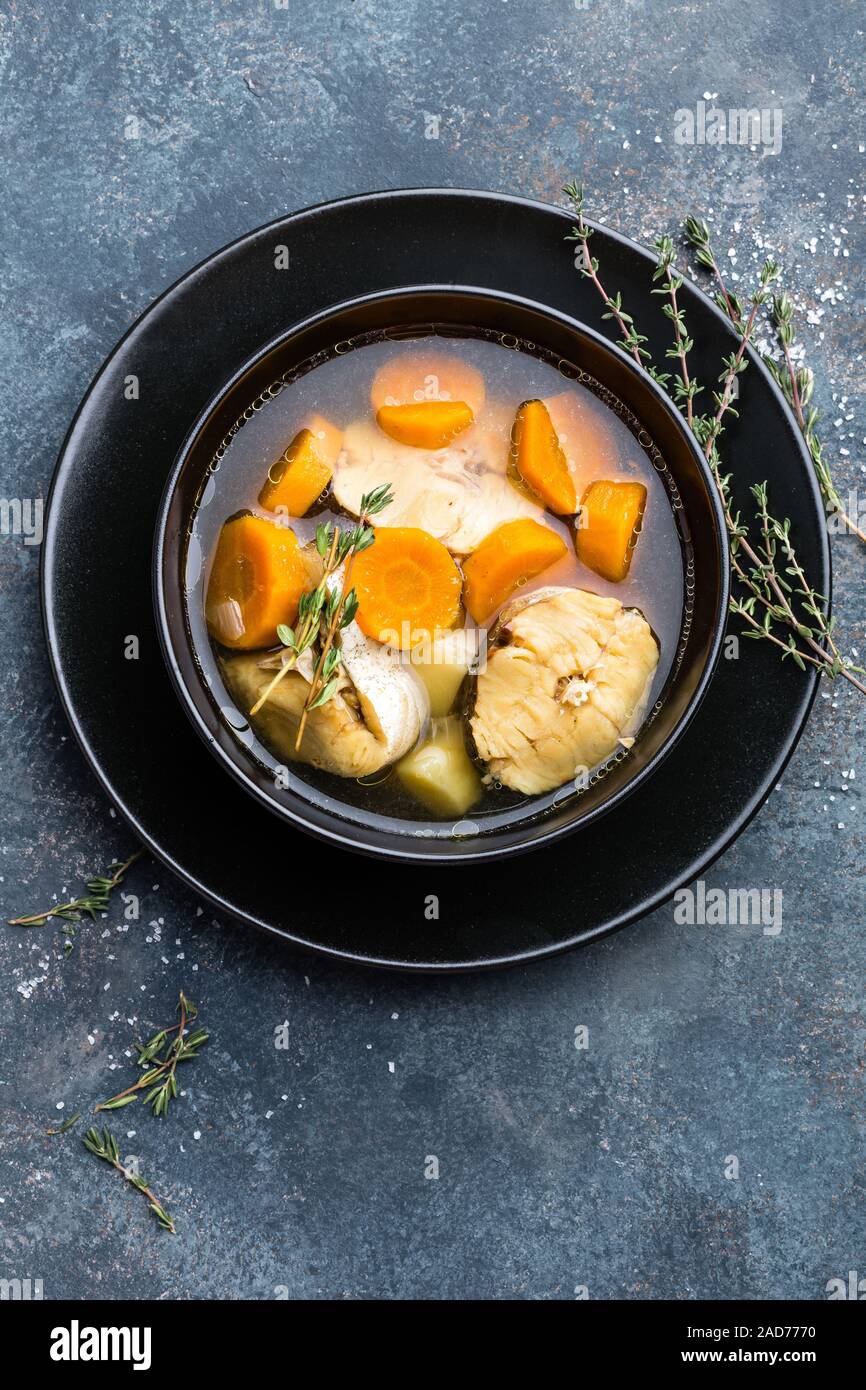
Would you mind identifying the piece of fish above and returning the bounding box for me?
[470,585,659,794]
[224,600,429,779]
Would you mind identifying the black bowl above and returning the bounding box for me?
[154,285,729,863]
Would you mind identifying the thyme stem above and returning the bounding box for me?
[653,235,701,427]
[701,305,865,695]
[685,218,865,547]
[731,602,824,669]
[684,215,744,329]
[248,484,393,741]
[564,182,650,368]
[779,332,805,430]
[771,292,866,545]
[294,492,382,751]
[670,275,694,429]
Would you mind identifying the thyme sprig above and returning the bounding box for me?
[695,256,780,461]
[652,234,701,426]
[95,992,208,1118]
[770,293,866,543]
[564,182,651,370]
[83,1126,175,1233]
[685,218,866,545]
[8,849,143,929]
[248,483,393,741]
[684,216,745,328]
[564,184,866,698]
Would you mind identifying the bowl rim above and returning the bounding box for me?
[153,281,731,864]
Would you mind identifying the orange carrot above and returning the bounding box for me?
[576,479,647,582]
[205,514,308,648]
[371,352,485,414]
[463,518,567,624]
[258,422,338,516]
[511,398,576,514]
[376,400,474,450]
[353,527,463,648]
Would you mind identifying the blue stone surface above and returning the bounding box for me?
[0,0,863,1300]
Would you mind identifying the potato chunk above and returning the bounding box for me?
[409,629,482,717]
[397,717,483,818]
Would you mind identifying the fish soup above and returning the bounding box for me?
[187,331,687,835]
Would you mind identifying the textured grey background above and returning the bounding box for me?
[1,0,864,1300]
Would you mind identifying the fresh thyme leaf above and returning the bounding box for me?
[97,1093,140,1111]
[316,521,333,557]
[321,646,340,681]
[307,677,339,712]
[135,1031,168,1066]
[46,1112,81,1136]
[340,589,359,628]
[359,483,395,516]
[349,527,376,555]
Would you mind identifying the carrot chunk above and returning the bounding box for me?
[353,527,463,649]
[205,514,308,649]
[259,423,337,516]
[463,518,568,624]
[576,479,647,582]
[376,400,474,450]
[371,352,485,414]
[511,398,576,514]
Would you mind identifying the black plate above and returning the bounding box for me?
[155,285,728,862]
[42,189,827,971]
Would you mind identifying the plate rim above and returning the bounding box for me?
[40,187,829,971]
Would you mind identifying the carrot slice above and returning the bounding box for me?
[376,401,474,450]
[371,352,485,414]
[463,518,568,624]
[259,424,336,516]
[353,527,463,649]
[512,398,576,514]
[576,479,647,582]
[545,390,618,486]
[205,514,308,649]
